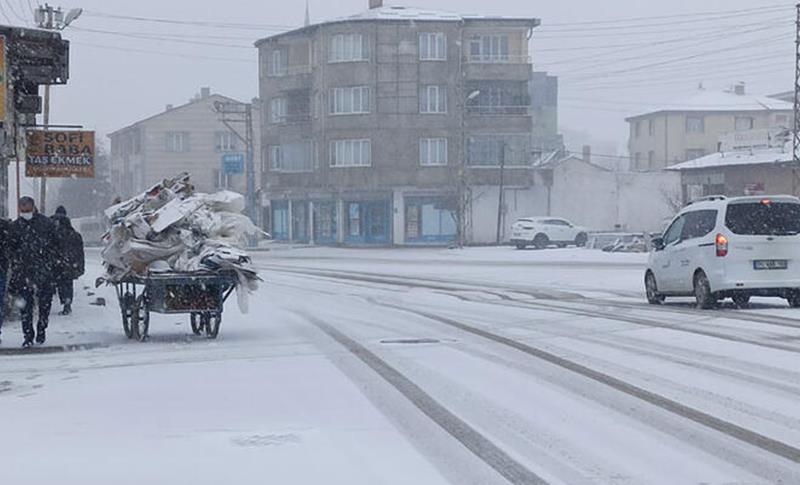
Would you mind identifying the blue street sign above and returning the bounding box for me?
[221,153,245,175]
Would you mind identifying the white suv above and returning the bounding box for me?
[645,195,800,308]
[510,217,588,250]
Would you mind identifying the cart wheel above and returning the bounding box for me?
[204,313,222,339]
[190,313,204,335]
[121,292,135,339]
[130,295,150,342]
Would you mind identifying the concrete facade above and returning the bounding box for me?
[108,90,256,199]
[626,87,793,171]
[256,5,539,245]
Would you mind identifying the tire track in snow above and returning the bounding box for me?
[376,302,800,466]
[263,264,800,331]
[304,315,550,485]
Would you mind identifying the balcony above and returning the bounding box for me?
[466,105,530,116]
[466,54,531,65]
[272,112,312,125]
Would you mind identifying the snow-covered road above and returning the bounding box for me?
[2,246,800,484]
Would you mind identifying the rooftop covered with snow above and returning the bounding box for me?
[255,5,540,45]
[666,146,793,171]
[625,88,794,121]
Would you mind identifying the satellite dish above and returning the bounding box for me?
[64,8,83,27]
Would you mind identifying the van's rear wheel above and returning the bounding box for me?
[787,291,800,308]
[732,294,751,309]
[575,232,588,247]
[515,243,526,250]
[645,272,664,305]
[694,271,717,309]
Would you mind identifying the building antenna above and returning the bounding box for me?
[794,2,800,195]
[304,0,310,27]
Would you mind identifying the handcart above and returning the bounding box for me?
[114,271,238,341]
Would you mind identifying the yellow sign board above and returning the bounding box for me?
[25,130,96,178]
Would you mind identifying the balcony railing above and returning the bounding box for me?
[271,112,312,124]
[466,55,531,64]
[466,105,530,116]
[266,64,313,77]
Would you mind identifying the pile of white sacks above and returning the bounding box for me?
[100,173,263,310]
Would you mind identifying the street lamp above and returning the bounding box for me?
[457,89,481,248]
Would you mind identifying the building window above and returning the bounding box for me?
[329,33,369,63]
[420,138,447,166]
[685,149,706,161]
[686,116,705,134]
[270,97,288,123]
[419,33,446,60]
[270,142,316,172]
[420,85,447,114]
[271,201,289,240]
[267,49,287,77]
[469,35,509,62]
[734,116,754,131]
[648,119,655,136]
[466,134,530,167]
[213,169,230,189]
[634,121,641,138]
[775,114,789,126]
[405,196,457,243]
[166,132,189,152]
[313,202,338,244]
[330,139,371,167]
[633,152,641,170]
[466,81,530,115]
[648,151,655,170]
[215,131,235,152]
[329,86,370,115]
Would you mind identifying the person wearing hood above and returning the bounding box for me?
[51,206,85,315]
[8,197,59,347]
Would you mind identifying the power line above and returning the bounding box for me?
[69,26,253,49]
[82,9,295,32]
[539,5,788,33]
[539,21,787,73]
[71,41,255,63]
[559,33,789,83]
[544,3,788,27]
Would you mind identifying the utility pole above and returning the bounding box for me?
[213,100,258,227]
[793,3,800,195]
[495,142,506,245]
[34,4,82,213]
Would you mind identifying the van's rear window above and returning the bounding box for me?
[725,202,800,235]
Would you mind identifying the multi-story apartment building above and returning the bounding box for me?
[626,84,793,172]
[530,71,564,155]
[256,2,539,245]
[108,88,256,199]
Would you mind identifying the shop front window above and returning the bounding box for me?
[405,197,457,243]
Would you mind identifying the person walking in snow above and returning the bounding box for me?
[8,197,59,347]
[51,206,85,315]
[0,217,11,345]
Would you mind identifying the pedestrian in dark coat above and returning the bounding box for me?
[8,197,59,347]
[51,206,84,315]
[0,218,11,345]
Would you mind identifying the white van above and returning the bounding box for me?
[645,195,800,308]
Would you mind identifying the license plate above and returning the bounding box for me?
[753,259,788,270]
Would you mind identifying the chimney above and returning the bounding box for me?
[369,0,383,9]
[734,82,745,96]
[582,145,591,163]
[200,87,211,99]
[165,104,173,111]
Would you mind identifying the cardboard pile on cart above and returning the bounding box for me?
[100,173,263,310]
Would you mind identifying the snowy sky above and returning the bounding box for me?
[26,0,797,155]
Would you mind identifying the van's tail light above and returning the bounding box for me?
[716,233,729,257]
